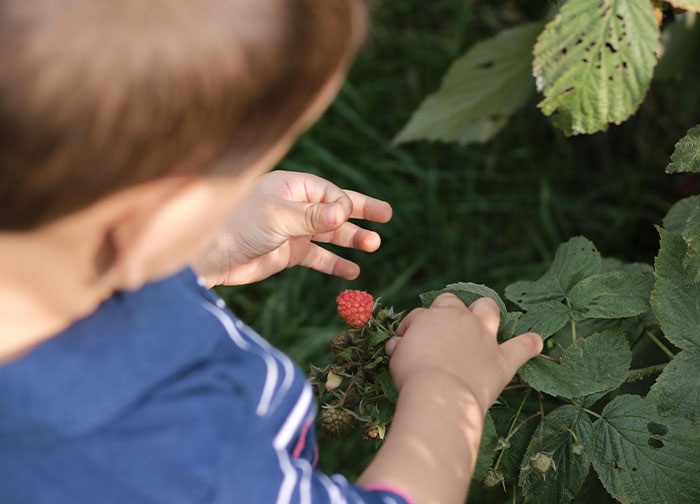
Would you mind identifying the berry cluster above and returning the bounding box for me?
[309,290,403,443]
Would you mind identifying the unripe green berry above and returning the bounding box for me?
[529,451,556,476]
[482,468,505,490]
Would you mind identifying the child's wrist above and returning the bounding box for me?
[399,368,488,417]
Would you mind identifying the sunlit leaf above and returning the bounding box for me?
[533,0,660,135]
[666,124,700,173]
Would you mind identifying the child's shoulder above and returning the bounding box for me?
[0,268,309,446]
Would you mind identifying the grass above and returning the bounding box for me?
[218,1,700,501]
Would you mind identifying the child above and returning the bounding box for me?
[0,0,543,502]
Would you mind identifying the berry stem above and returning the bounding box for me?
[645,330,675,360]
[493,389,531,471]
[543,418,580,445]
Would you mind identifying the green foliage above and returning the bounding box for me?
[651,228,700,349]
[533,0,660,135]
[519,329,631,399]
[667,124,700,173]
[591,395,700,503]
[681,204,700,284]
[661,194,699,235]
[394,22,543,145]
[648,349,700,426]
[519,406,593,504]
[473,412,499,484]
[420,205,700,502]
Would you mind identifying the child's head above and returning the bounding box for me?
[0,0,366,286]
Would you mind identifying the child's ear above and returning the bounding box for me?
[94,177,226,292]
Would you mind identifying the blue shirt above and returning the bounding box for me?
[0,269,411,504]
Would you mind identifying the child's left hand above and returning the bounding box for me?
[193,170,392,286]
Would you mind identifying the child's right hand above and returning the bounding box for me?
[385,293,542,415]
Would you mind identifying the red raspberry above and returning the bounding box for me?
[336,290,374,328]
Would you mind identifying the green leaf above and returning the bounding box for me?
[394,22,543,145]
[368,331,390,348]
[506,237,601,309]
[499,311,523,341]
[666,0,700,13]
[491,407,539,483]
[533,0,660,135]
[591,395,700,503]
[514,301,571,340]
[600,257,653,274]
[662,195,699,237]
[682,204,700,285]
[472,411,499,484]
[519,406,593,504]
[420,282,507,316]
[647,349,700,427]
[651,227,700,350]
[374,371,398,404]
[569,271,653,321]
[667,124,700,173]
[519,329,631,398]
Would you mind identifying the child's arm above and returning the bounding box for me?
[192,170,392,286]
[357,294,543,504]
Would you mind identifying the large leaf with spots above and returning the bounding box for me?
[394,22,543,145]
[591,395,700,503]
[533,0,660,135]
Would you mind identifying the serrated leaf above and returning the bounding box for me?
[651,227,700,350]
[533,0,660,135]
[506,237,601,309]
[519,329,631,398]
[420,282,507,315]
[682,204,700,285]
[492,407,540,483]
[472,411,499,484]
[499,311,522,341]
[569,271,653,321]
[647,349,700,426]
[591,395,700,503]
[394,22,543,145]
[662,195,699,236]
[374,371,398,404]
[519,406,593,504]
[666,0,700,13]
[667,124,700,173]
[515,301,571,340]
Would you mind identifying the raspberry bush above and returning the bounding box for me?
[311,128,700,501]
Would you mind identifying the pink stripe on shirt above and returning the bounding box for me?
[363,484,416,504]
[291,417,314,459]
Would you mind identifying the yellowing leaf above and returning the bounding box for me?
[533,0,660,135]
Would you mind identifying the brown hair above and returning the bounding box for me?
[0,0,367,230]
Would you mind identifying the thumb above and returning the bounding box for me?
[277,199,349,237]
[498,333,543,376]
[385,336,401,357]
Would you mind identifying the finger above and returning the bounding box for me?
[312,222,381,252]
[396,308,427,336]
[498,333,543,376]
[469,297,501,336]
[285,173,354,217]
[385,336,401,357]
[343,190,393,223]
[297,243,360,280]
[275,199,349,237]
[430,293,468,311]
